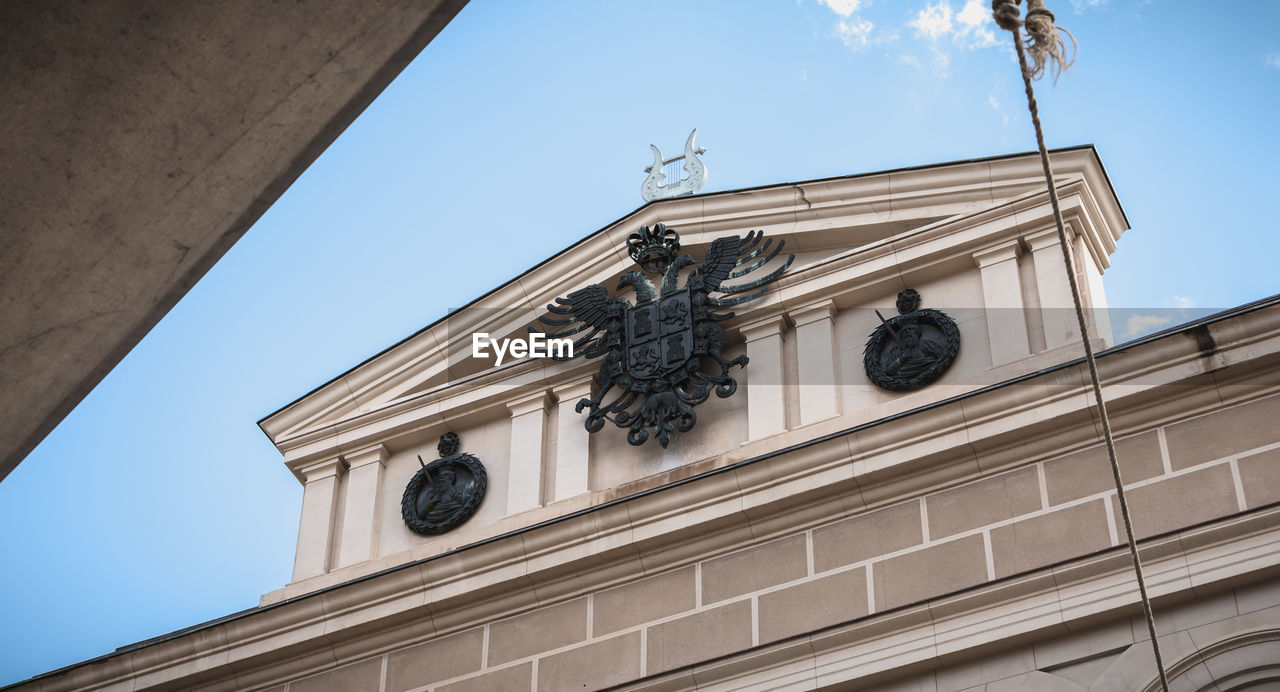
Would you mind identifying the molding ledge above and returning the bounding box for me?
[623,506,1280,691]
[25,300,1280,691]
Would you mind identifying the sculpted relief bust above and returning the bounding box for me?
[400,433,487,536]
[863,289,961,391]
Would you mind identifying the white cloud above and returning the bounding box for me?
[1122,297,1200,338]
[836,17,876,49]
[818,0,862,17]
[1267,53,1280,71]
[931,50,951,73]
[910,2,954,40]
[816,0,894,51]
[956,0,985,27]
[1070,0,1108,12]
[1123,314,1172,339]
[905,1,1001,73]
[819,0,1000,60]
[955,1,999,47]
[906,89,923,114]
[987,91,1009,126]
[966,26,998,48]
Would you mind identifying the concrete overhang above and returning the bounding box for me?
[0,0,468,482]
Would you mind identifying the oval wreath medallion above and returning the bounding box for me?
[401,433,488,536]
[863,289,961,392]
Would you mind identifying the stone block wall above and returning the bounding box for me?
[275,392,1280,692]
[862,578,1280,691]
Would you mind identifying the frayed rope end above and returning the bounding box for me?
[991,1,1078,84]
[1024,9,1077,84]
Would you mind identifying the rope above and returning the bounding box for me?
[992,2,1171,690]
[1024,4,1077,82]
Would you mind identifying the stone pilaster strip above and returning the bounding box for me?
[507,390,552,514]
[737,313,790,440]
[293,457,346,581]
[788,300,840,426]
[973,240,1032,365]
[552,379,596,502]
[336,443,389,569]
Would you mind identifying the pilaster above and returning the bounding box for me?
[335,443,388,569]
[1078,233,1115,346]
[552,379,595,502]
[1025,228,1081,351]
[292,457,345,582]
[788,300,841,426]
[974,241,1032,366]
[507,390,551,515]
[740,313,789,441]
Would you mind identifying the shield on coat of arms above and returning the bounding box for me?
[534,223,794,447]
[626,288,694,379]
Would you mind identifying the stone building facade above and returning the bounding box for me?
[16,147,1280,691]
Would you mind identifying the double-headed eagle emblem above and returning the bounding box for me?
[534,223,793,447]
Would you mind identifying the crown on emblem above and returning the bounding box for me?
[626,223,681,274]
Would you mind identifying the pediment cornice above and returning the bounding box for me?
[261,147,1126,470]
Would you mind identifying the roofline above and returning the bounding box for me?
[22,290,1270,690]
[258,144,1124,431]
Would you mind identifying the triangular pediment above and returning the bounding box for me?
[260,146,1125,472]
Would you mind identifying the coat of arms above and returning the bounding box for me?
[534,223,793,447]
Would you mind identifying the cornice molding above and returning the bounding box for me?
[264,151,1126,478]
[271,185,1124,472]
[261,150,1126,457]
[972,240,1023,268]
[788,300,839,328]
[343,443,388,470]
[297,457,345,482]
[28,300,1280,692]
[506,390,551,417]
[551,378,594,403]
[1023,225,1078,252]
[738,313,790,342]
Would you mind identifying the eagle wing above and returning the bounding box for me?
[697,236,742,292]
[530,283,621,360]
[694,230,794,308]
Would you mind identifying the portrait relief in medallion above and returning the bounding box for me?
[400,432,487,536]
[863,289,961,391]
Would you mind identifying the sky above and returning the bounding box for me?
[2,0,1279,685]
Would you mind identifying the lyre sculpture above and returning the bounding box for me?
[641,129,708,202]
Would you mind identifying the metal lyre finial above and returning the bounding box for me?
[640,129,708,202]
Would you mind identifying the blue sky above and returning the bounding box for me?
[2,0,1278,685]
